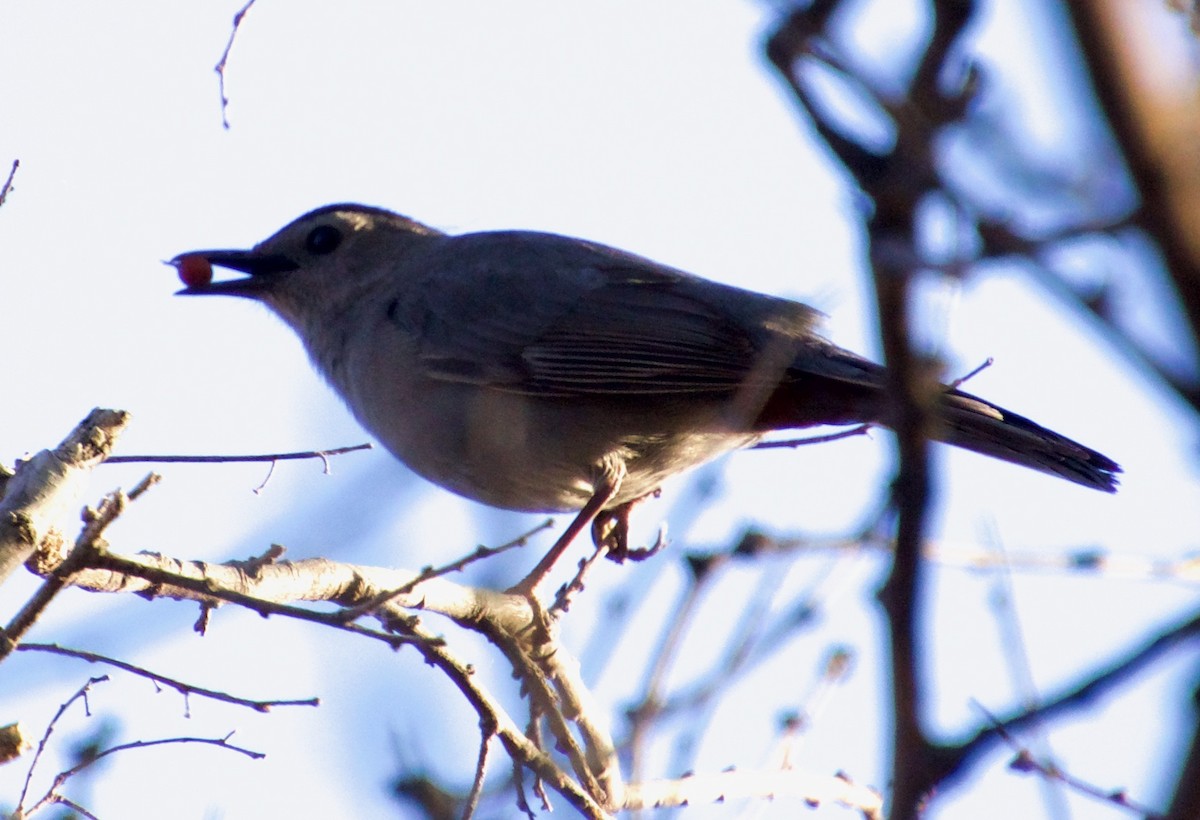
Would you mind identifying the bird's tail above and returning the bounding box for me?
[762,346,1120,491]
[762,355,1121,491]
[934,389,1120,492]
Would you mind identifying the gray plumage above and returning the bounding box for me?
[174,203,1120,515]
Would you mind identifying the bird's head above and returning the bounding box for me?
[171,203,441,327]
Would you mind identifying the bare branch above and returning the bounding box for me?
[398,618,611,819]
[0,408,130,586]
[77,550,429,650]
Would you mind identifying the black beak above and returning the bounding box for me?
[171,249,299,297]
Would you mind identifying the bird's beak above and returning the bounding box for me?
[171,249,299,297]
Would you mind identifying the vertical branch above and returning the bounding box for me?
[870,224,933,820]
[875,6,981,814]
[1060,1,1200,411]
[767,1,980,815]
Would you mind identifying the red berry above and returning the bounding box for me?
[175,254,213,288]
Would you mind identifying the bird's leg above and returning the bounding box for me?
[508,458,625,597]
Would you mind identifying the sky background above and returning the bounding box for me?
[1,2,1198,818]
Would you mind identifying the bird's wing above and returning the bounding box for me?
[397,231,823,397]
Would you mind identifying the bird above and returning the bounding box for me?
[173,203,1120,590]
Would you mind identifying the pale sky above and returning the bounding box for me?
[1,2,1197,818]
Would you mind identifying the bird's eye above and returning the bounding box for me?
[305,225,342,255]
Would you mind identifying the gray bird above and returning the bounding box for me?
[174,204,1119,585]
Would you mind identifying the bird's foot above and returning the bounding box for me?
[592,489,666,563]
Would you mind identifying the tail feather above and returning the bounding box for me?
[770,345,1121,492]
[936,390,1121,492]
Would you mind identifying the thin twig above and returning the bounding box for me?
[17,643,319,714]
[17,676,108,811]
[23,732,264,817]
[626,550,728,785]
[973,702,1161,818]
[126,472,162,501]
[949,608,1200,778]
[105,442,372,465]
[337,519,553,621]
[751,358,990,452]
[751,423,872,450]
[45,794,97,820]
[0,158,18,208]
[462,730,493,820]
[106,443,371,495]
[549,540,614,616]
[214,0,258,129]
[983,528,1071,816]
[620,767,883,816]
[775,647,856,768]
[252,459,278,494]
[948,357,994,389]
[662,554,791,778]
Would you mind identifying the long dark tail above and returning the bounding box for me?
[761,346,1121,492]
[936,390,1120,492]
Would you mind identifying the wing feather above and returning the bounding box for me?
[399,231,821,397]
